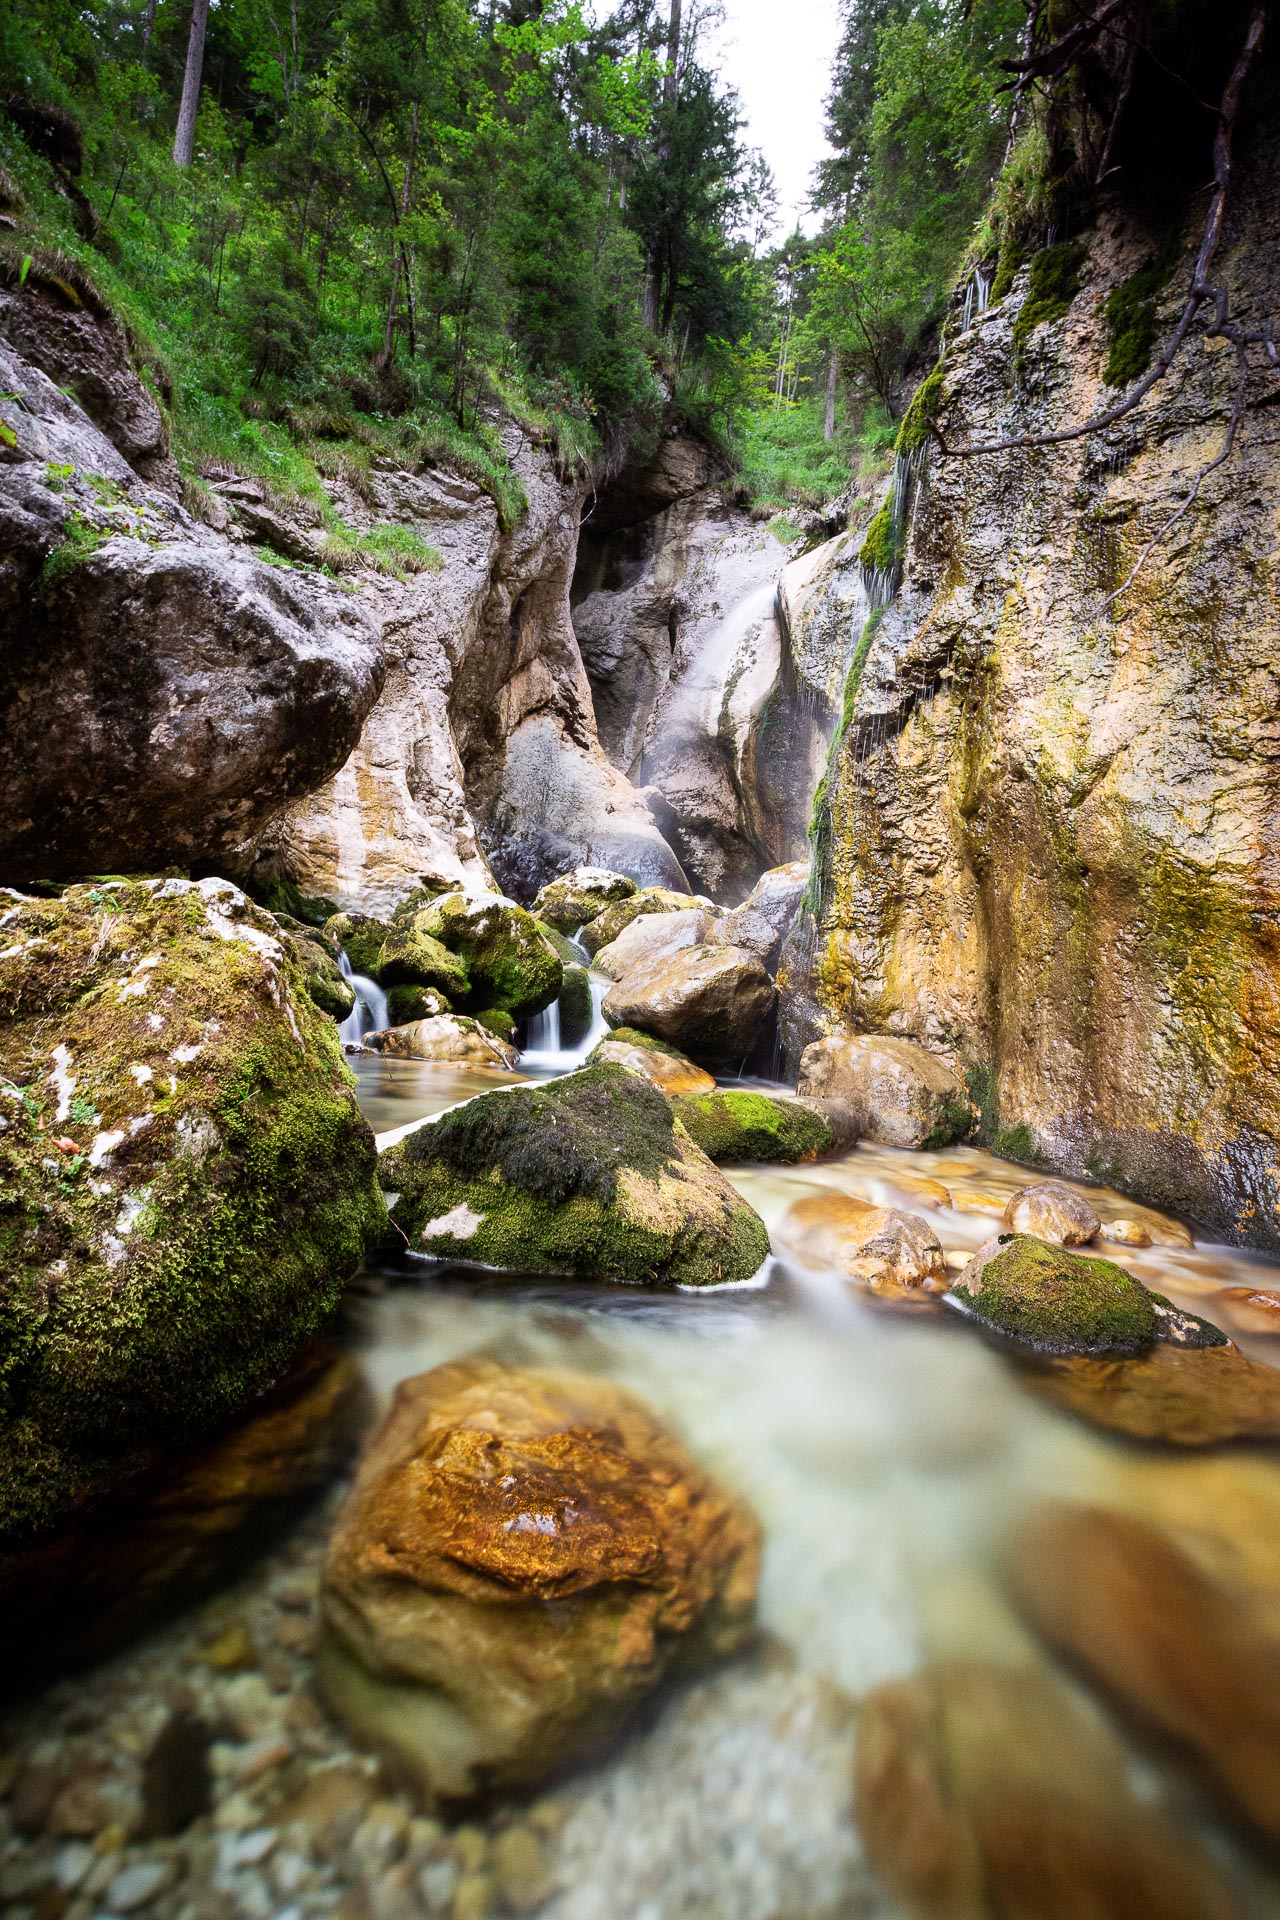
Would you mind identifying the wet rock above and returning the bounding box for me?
[491,1827,553,1912]
[796,1036,972,1150]
[379,1062,769,1287]
[854,1660,1235,1920]
[1215,1287,1280,1336]
[779,1194,947,1295]
[106,1858,177,1911]
[0,878,384,1551]
[1002,1180,1101,1246]
[324,911,393,980]
[362,1016,518,1070]
[580,887,704,956]
[533,868,636,933]
[671,1091,833,1165]
[1100,1216,1153,1248]
[593,907,716,982]
[273,914,357,1022]
[587,1029,716,1096]
[385,984,450,1026]
[1007,1497,1280,1847]
[138,1712,213,1838]
[557,965,594,1050]
[414,892,562,1021]
[602,946,775,1070]
[318,1359,761,1800]
[375,919,471,1002]
[1017,1341,1280,1445]
[950,1234,1161,1357]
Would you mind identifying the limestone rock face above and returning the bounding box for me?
[791,124,1280,1249]
[378,1062,770,1286]
[0,878,385,1548]
[0,342,385,884]
[779,1193,946,1295]
[796,1035,971,1149]
[603,946,776,1070]
[1003,1180,1101,1246]
[318,1358,761,1801]
[362,1015,518,1069]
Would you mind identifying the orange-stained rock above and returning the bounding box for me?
[948,1190,1006,1216]
[318,1359,760,1801]
[1014,1342,1280,1446]
[589,1035,715,1096]
[779,1192,948,1295]
[1002,1181,1100,1247]
[854,1660,1237,1920]
[1099,1217,1153,1248]
[1215,1287,1280,1337]
[1007,1497,1280,1848]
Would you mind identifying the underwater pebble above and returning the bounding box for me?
[106,1857,177,1910]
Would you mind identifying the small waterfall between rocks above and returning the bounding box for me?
[337,949,389,1045]
[522,973,610,1073]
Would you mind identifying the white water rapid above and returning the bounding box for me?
[337,948,390,1045]
[521,972,610,1073]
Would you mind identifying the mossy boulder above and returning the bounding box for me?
[375,916,470,1002]
[533,867,636,933]
[558,964,594,1050]
[671,1091,834,1164]
[388,877,458,922]
[379,1062,770,1287]
[580,887,702,957]
[0,877,386,1550]
[951,1235,1161,1357]
[415,892,562,1021]
[386,983,449,1026]
[273,914,356,1022]
[587,1027,715,1096]
[323,910,392,980]
[534,919,579,967]
[477,1007,516,1042]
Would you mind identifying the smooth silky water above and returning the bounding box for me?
[6,1049,1280,1918]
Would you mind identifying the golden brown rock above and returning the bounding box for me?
[1099,1217,1153,1248]
[318,1359,760,1801]
[854,1660,1237,1920]
[1007,1496,1280,1848]
[1002,1181,1101,1247]
[602,945,776,1069]
[1214,1288,1280,1337]
[1014,1342,1280,1446]
[779,1192,948,1295]
[589,1036,716,1096]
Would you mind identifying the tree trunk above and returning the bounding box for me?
[141,0,158,63]
[664,0,682,106]
[824,351,837,439]
[172,0,211,168]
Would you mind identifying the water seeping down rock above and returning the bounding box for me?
[785,94,1280,1251]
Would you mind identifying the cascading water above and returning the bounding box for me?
[337,949,390,1046]
[960,264,992,332]
[861,447,925,609]
[522,972,610,1073]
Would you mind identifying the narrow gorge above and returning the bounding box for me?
[3,2,1280,1917]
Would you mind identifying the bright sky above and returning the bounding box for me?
[707,0,842,240]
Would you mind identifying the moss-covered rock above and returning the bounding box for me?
[671,1091,833,1164]
[580,888,701,957]
[388,877,458,922]
[558,964,594,1049]
[273,914,356,1022]
[380,1062,769,1287]
[533,867,637,933]
[375,916,470,1001]
[477,1007,516,1042]
[587,1026,715,1095]
[1012,241,1086,364]
[415,892,562,1020]
[385,983,449,1026]
[0,877,386,1549]
[951,1234,1159,1357]
[323,910,392,980]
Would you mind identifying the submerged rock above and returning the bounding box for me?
[780,1193,947,1295]
[588,1028,716,1096]
[1017,1342,1280,1446]
[0,877,385,1548]
[1002,1180,1101,1246]
[580,887,703,957]
[855,1659,1235,1920]
[602,946,776,1070]
[796,1035,972,1150]
[533,867,636,932]
[671,1091,833,1165]
[318,1358,761,1800]
[361,1016,519,1069]
[414,891,562,1021]
[379,1062,769,1286]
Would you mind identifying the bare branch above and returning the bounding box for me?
[1000,0,1130,79]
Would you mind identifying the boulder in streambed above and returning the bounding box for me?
[732,862,809,952]
[413,892,561,1021]
[323,910,393,980]
[1015,1342,1280,1446]
[779,1193,947,1296]
[1002,1179,1100,1246]
[385,983,450,1025]
[580,887,707,957]
[593,907,715,982]
[317,1358,761,1801]
[533,867,636,932]
[557,964,594,1049]
[378,1062,770,1286]
[671,1090,833,1165]
[602,946,776,1070]
[373,916,471,1002]
[948,1235,1227,1359]
[0,877,385,1550]
[273,914,356,1022]
[706,907,780,971]
[361,1015,519,1069]
[796,1035,973,1150]
[587,1028,716,1096]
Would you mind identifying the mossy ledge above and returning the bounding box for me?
[380,1062,770,1288]
[0,877,386,1549]
[671,1090,834,1164]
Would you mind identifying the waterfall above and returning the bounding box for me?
[960,265,992,333]
[338,950,389,1046]
[860,447,924,609]
[662,579,779,742]
[522,974,610,1073]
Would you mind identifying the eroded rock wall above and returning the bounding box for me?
[790,112,1280,1247]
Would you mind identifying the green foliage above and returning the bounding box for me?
[730,398,851,513]
[993,1120,1039,1166]
[1012,241,1087,363]
[39,512,106,591]
[1103,239,1179,387]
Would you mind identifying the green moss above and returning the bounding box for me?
[416,893,561,1019]
[40,512,107,592]
[376,918,470,1001]
[579,888,695,957]
[895,363,945,456]
[671,1091,833,1164]
[993,1121,1039,1166]
[953,1234,1157,1356]
[558,964,594,1049]
[477,1007,516,1041]
[1012,241,1087,364]
[1103,239,1178,387]
[859,502,897,574]
[921,1092,976,1151]
[965,1062,998,1144]
[534,919,579,966]
[589,1026,684,1060]
[323,911,392,979]
[257,878,337,927]
[380,1062,769,1287]
[534,871,635,934]
[386,983,447,1025]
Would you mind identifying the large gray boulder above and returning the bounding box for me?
[603,945,776,1069]
[797,1035,973,1149]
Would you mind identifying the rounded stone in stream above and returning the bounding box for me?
[593,907,715,983]
[377,1062,769,1286]
[779,1193,947,1296]
[375,918,470,1001]
[317,1358,761,1802]
[671,1090,833,1165]
[362,1014,518,1069]
[579,887,704,957]
[1002,1179,1101,1246]
[796,1034,973,1149]
[949,1234,1160,1357]
[557,964,594,1050]
[602,945,775,1071]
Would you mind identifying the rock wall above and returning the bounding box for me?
[789,101,1280,1248]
